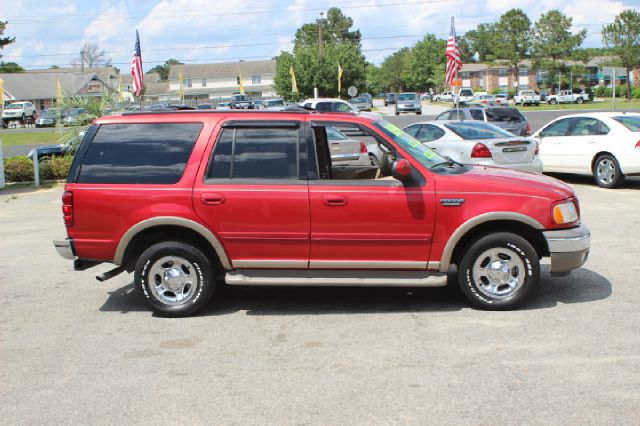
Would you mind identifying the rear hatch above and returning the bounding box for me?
[485,108,526,135]
[485,138,536,165]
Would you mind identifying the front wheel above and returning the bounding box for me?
[457,233,539,310]
[594,154,624,188]
[135,241,216,317]
[576,97,583,104]
[549,99,557,105]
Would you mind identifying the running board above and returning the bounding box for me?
[225,270,447,287]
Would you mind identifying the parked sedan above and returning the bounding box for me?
[35,108,59,127]
[351,96,373,111]
[435,106,531,136]
[534,112,640,188]
[395,92,422,115]
[326,126,371,166]
[403,120,542,173]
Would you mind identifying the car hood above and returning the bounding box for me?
[437,164,575,200]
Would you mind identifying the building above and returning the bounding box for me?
[119,72,161,102]
[0,69,118,111]
[165,60,277,102]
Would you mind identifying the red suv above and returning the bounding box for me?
[54,109,590,316]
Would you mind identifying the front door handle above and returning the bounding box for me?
[322,194,348,206]
[201,193,225,205]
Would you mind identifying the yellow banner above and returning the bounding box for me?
[338,64,343,96]
[239,71,244,94]
[289,66,298,93]
[179,71,184,100]
[0,78,4,106]
[56,80,64,105]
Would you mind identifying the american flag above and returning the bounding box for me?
[445,17,462,86]
[131,30,144,97]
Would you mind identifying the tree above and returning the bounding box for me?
[531,10,587,78]
[71,42,111,71]
[274,8,366,99]
[464,23,500,62]
[0,21,15,58]
[495,9,531,70]
[148,58,184,81]
[404,35,446,92]
[293,7,361,50]
[378,48,410,92]
[602,9,640,99]
[0,61,24,73]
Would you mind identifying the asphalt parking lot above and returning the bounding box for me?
[1,174,639,423]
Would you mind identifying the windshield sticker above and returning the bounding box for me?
[382,121,421,147]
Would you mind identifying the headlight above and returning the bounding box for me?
[552,200,579,224]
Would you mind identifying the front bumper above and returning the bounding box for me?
[396,104,421,112]
[543,224,590,275]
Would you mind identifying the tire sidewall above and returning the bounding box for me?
[458,233,539,310]
[594,155,624,189]
[135,242,215,317]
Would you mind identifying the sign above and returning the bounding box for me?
[347,86,357,97]
[87,82,103,94]
[451,80,462,87]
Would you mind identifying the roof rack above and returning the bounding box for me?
[122,108,311,116]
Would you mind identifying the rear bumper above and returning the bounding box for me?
[543,224,590,275]
[474,157,543,174]
[53,239,76,260]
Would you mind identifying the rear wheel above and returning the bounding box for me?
[135,241,216,317]
[549,99,557,105]
[576,97,583,104]
[457,233,539,310]
[594,154,624,188]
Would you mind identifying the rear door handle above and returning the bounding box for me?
[201,193,225,205]
[322,194,348,206]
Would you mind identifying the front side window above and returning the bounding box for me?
[77,123,203,184]
[207,126,299,179]
[418,125,446,142]
[334,102,353,112]
[540,118,573,137]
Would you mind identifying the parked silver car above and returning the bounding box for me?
[395,92,422,115]
[403,120,542,173]
[351,96,373,111]
[326,126,371,166]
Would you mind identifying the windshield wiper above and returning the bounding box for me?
[430,160,457,169]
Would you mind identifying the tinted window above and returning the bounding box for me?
[78,123,202,184]
[613,116,640,132]
[470,109,485,120]
[326,126,348,140]
[315,102,332,112]
[541,119,572,137]
[485,108,524,123]
[445,122,514,139]
[398,93,417,101]
[418,125,446,142]
[207,127,298,179]
[571,118,609,136]
[404,125,421,137]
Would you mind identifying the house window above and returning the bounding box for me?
[459,72,470,79]
[39,100,45,110]
[237,76,241,85]
[182,79,192,88]
[252,75,261,85]
[498,69,508,77]
[518,68,528,77]
[202,79,207,87]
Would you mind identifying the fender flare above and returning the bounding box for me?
[113,216,231,270]
[437,212,544,272]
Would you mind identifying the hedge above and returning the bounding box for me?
[3,155,73,183]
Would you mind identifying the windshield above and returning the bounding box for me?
[232,95,248,101]
[398,93,417,101]
[445,121,515,139]
[6,104,26,109]
[613,116,640,132]
[40,109,57,117]
[374,120,446,169]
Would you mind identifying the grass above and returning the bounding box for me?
[0,130,58,147]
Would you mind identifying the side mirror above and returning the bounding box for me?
[391,159,413,182]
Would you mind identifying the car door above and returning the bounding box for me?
[537,118,574,172]
[564,117,610,173]
[193,119,310,269]
[307,120,436,269]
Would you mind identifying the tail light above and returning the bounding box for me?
[635,140,640,149]
[534,141,539,155]
[525,122,532,136]
[62,191,74,227]
[359,142,367,153]
[471,143,492,158]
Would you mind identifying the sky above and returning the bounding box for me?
[2,0,640,72]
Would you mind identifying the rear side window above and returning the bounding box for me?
[485,108,524,123]
[77,123,202,184]
[470,109,485,121]
[207,127,299,179]
[418,125,446,142]
[613,116,640,131]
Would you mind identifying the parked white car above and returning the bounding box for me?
[401,120,542,173]
[534,112,640,188]
[434,91,455,102]
[2,101,36,127]
[456,88,475,104]
[514,90,541,106]
[300,98,359,113]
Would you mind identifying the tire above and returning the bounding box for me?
[549,99,557,105]
[416,111,422,115]
[593,154,624,188]
[535,103,540,106]
[395,111,399,116]
[576,97,583,104]
[457,232,539,310]
[369,154,379,167]
[384,102,388,106]
[134,241,216,317]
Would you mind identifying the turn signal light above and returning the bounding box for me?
[526,122,532,135]
[471,143,492,158]
[360,142,367,153]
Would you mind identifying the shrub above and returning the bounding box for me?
[490,88,502,94]
[39,160,53,180]
[48,156,73,180]
[4,156,35,182]
[594,86,607,97]
[632,87,640,100]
